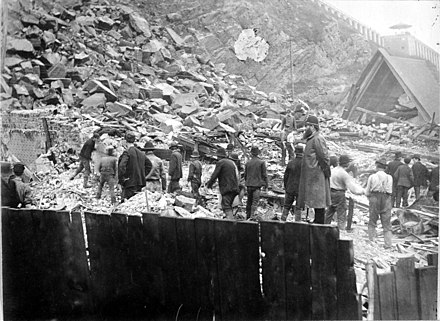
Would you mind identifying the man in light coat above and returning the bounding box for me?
[297,115,331,224]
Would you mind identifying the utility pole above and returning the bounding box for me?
[289,38,295,101]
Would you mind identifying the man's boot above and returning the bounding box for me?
[384,231,393,249]
[280,208,289,221]
[83,176,92,188]
[367,225,376,242]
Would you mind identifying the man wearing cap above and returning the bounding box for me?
[394,157,414,207]
[365,158,393,248]
[70,132,100,188]
[297,115,331,224]
[412,154,429,201]
[244,146,269,220]
[226,143,234,158]
[188,150,202,200]
[206,147,240,219]
[144,141,166,193]
[280,109,295,166]
[168,142,183,193]
[6,163,34,208]
[325,155,364,230]
[387,151,404,207]
[118,132,153,201]
[281,145,304,221]
[96,147,118,204]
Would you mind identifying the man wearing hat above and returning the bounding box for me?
[412,154,429,201]
[206,147,240,219]
[70,132,100,188]
[297,115,331,224]
[6,163,34,208]
[96,147,118,204]
[226,143,234,158]
[324,155,364,230]
[280,109,295,166]
[118,132,153,201]
[244,146,268,220]
[365,158,393,248]
[281,144,304,221]
[168,142,183,193]
[387,151,404,207]
[187,150,202,200]
[144,141,166,193]
[393,157,414,207]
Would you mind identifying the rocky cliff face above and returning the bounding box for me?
[8,0,376,110]
[141,0,377,109]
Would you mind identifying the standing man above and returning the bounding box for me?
[394,157,414,208]
[168,142,183,193]
[280,109,295,166]
[387,151,404,207]
[365,158,393,249]
[95,147,118,204]
[206,147,240,219]
[244,146,269,220]
[281,145,304,221]
[6,163,34,208]
[324,155,364,230]
[297,115,331,224]
[144,141,166,193]
[412,154,429,200]
[118,132,152,201]
[187,150,203,200]
[70,132,100,188]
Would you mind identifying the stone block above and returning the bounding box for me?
[81,93,106,108]
[129,12,152,37]
[175,194,197,212]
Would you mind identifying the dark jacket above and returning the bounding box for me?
[188,160,203,184]
[118,146,152,188]
[387,160,403,178]
[429,166,439,191]
[394,164,414,188]
[297,131,331,209]
[79,138,95,160]
[244,156,268,188]
[169,150,183,180]
[284,156,302,195]
[412,161,429,186]
[206,158,239,195]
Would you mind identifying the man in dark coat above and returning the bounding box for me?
[206,148,240,219]
[428,165,439,201]
[168,142,183,193]
[412,154,429,200]
[244,146,268,220]
[70,132,100,188]
[297,115,331,224]
[387,151,404,207]
[281,145,304,221]
[188,150,203,200]
[394,157,414,207]
[118,132,152,201]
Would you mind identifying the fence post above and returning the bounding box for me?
[366,261,379,320]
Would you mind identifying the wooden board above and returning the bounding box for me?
[310,224,339,320]
[377,272,397,320]
[175,217,199,319]
[416,266,437,320]
[427,253,438,267]
[194,218,220,320]
[284,222,312,320]
[260,221,286,320]
[158,216,181,316]
[84,212,115,313]
[142,213,164,316]
[336,239,360,320]
[214,219,241,320]
[392,257,420,320]
[234,220,263,319]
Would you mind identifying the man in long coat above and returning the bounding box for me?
[168,142,183,193]
[244,146,268,220]
[118,132,152,201]
[297,115,331,224]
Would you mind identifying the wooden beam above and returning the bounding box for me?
[355,107,414,126]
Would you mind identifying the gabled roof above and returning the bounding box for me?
[345,48,439,123]
[381,49,439,123]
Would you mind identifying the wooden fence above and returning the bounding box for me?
[2,207,359,320]
[367,255,438,320]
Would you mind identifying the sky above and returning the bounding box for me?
[326,0,440,52]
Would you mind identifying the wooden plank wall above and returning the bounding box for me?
[371,256,438,320]
[2,208,360,320]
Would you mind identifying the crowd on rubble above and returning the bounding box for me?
[2,110,438,250]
